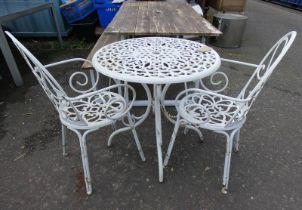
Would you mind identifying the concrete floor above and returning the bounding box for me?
[0,0,301,209]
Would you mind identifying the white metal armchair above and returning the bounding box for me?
[5,31,146,195]
[163,31,297,194]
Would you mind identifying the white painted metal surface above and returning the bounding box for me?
[92,37,221,84]
[92,37,221,182]
[163,31,297,194]
[192,4,203,16]
[5,31,147,195]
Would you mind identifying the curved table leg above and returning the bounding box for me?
[154,84,164,182]
[107,83,152,146]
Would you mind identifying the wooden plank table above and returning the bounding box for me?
[105,0,221,37]
[83,0,221,69]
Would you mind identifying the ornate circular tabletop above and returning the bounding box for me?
[92,37,221,84]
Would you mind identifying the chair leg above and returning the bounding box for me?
[184,127,188,135]
[107,126,131,147]
[127,113,146,162]
[61,124,68,156]
[71,129,93,195]
[220,129,238,194]
[164,116,181,166]
[233,129,241,152]
[111,122,117,131]
[194,79,200,88]
[80,137,92,194]
[184,125,204,143]
[89,70,96,91]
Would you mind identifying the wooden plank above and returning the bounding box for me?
[135,2,189,36]
[143,2,220,36]
[153,2,175,35]
[82,33,120,69]
[135,1,150,35]
[147,1,160,35]
[106,2,139,35]
[181,3,222,36]
[103,1,221,36]
[169,2,199,35]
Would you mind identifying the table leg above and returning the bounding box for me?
[50,4,63,48]
[107,83,152,147]
[194,79,200,88]
[0,25,23,86]
[154,84,164,182]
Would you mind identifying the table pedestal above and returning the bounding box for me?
[154,84,164,182]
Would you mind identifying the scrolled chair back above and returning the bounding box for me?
[4,31,111,127]
[5,31,67,111]
[238,31,297,115]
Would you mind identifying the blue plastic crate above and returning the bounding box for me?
[94,0,121,28]
[60,0,95,24]
[279,0,302,6]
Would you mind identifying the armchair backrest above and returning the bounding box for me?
[5,31,67,112]
[239,31,296,109]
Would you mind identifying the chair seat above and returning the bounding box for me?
[59,91,127,129]
[178,93,245,131]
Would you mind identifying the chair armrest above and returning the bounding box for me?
[221,58,260,68]
[45,58,100,94]
[175,88,249,104]
[44,58,93,68]
[66,84,132,101]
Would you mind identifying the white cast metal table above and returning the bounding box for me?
[92,37,221,182]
